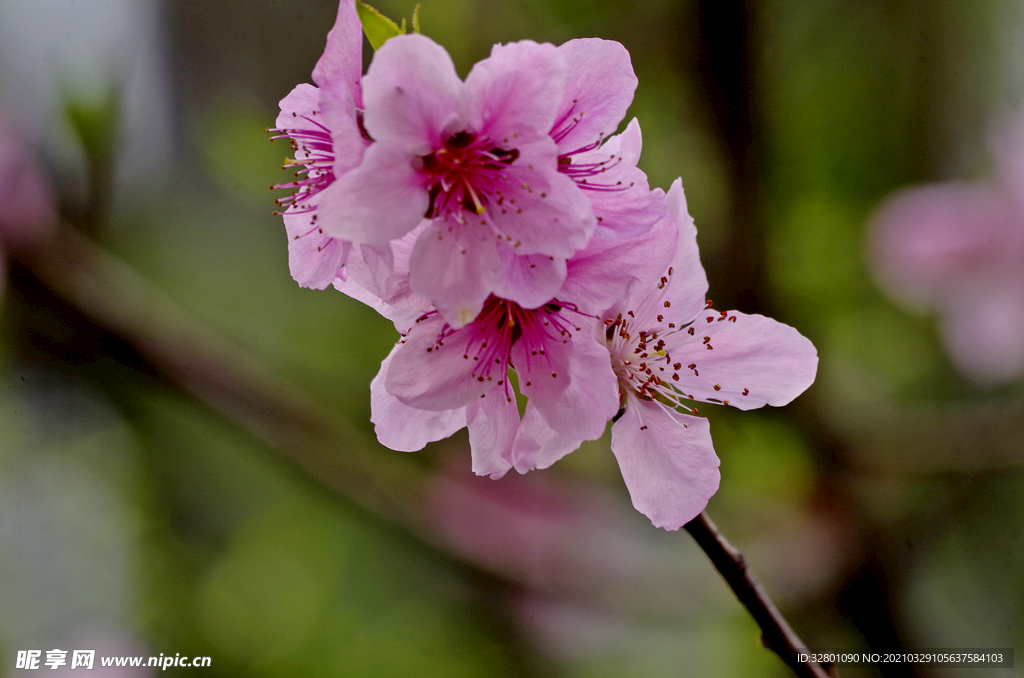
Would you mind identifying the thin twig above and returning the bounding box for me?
[684,512,836,678]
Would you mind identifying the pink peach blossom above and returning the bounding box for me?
[515,180,819,530]
[323,34,601,327]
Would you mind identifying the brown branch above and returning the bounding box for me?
[684,512,836,678]
[18,225,429,530]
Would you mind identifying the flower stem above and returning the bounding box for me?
[684,511,836,678]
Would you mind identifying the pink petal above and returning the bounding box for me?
[385,315,494,410]
[408,219,503,327]
[466,387,520,479]
[602,116,643,166]
[490,248,567,311]
[275,82,360,169]
[371,352,467,451]
[319,78,367,175]
[319,140,430,245]
[351,241,395,298]
[276,81,362,175]
[333,239,431,332]
[511,403,585,473]
[275,83,320,131]
[486,135,596,259]
[552,39,637,155]
[587,172,665,240]
[563,209,677,314]
[665,178,708,314]
[362,34,463,154]
[464,40,567,143]
[311,0,365,108]
[622,178,707,321]
[284,209,349,289]
[578,120,666,240]
[347,232,433,317]
[610,402,720,530]
[514,327,618,440]
[671,310,818,411]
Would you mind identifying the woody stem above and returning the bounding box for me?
[684,511,836,678]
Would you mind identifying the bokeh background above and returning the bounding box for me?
[1,0,1022,676]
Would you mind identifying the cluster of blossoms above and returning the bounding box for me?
[272,1,817,529]
[869,115,1024,384]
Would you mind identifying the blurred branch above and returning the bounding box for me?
[14,226,698,621]
[842,399,1024,474]
[685,512,836,678]
[16,224,847,643]
[20,224,429,530]
[692,0,768,314]
[64,92,119,235]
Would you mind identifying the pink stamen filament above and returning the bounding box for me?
[605,266,700,411]
[554,132,629,193]
[422,132,518,221]
[269,116,336,213]
[550,100,582,145]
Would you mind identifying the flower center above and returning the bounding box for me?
[421,132,519,223]
[270,113,335,215]
[424,296,582,400]
[603,265,698,408]
[606,313,680,403]
[605,264,748,412]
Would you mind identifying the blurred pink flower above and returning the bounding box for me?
[515,180,819,530]
[426,463,647,594]
[868,117,1024,383]
[0,109,57,298]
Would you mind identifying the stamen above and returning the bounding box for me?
[421,131,518,223]
[423,296,590,400]
[269,119,336,214]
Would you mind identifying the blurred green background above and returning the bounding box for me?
[0,0,1022,677]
